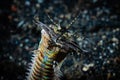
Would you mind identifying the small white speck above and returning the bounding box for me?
[82,66,89,71]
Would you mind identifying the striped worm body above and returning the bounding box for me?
[28,29,60,80]
[27,17,81,80]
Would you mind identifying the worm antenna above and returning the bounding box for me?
[45,12,60,28]
[67,12,80,29]
[56,12,80,41]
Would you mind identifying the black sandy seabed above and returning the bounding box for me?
[0,0,120,80]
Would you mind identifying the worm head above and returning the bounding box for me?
[33,17,82,54]
[33,19,59,43]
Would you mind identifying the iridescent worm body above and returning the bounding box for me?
[28,29,61,80]
[27,17,81,80]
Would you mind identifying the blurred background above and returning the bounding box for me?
[0,0,120,80]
